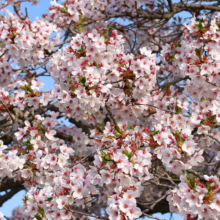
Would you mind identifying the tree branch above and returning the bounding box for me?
[65,207,109,219]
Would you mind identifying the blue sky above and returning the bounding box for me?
[0,1,186,219]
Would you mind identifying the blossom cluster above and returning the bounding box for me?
[45,0,155,28]
[161,14,220,101]
[5,0,39,6]
[0,140,25,178]
[0,1,220,220]
[48,28,158,126]
[91,123,153,219]
[168,174,220,220]
[0,9,58,89]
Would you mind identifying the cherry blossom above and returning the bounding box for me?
[0,1,220,220]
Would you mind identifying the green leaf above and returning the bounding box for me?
[23,140,30,145]
[186,176,195,189]
[195,47,202,60]
[145,112,154,118]
[174,42,181,47]
[77,26,85,32]
[165,80,171,91]
[63,5,68,11]
[38,206,45,213]
[206,183,212,192]
[175,104,182,114]
[172,131,183,147]
[82,17,89,23]
[98,123,105,127]
[78,76,86,87]
[101,152,112,164]
[216,23,220,30]
[92,84,98,89]
[208,114,216,121]
[101,26,110,37]
[35,206,45,220]
[23,140,33,150]
[45,197,53,202]
[152,128,158,136]
[129,124,134,130]
[79,15,82,24]
[21,85,34,93]
[70,86,76,91]
[77,45,84,54]
[37,122,42,130]
[78,15,89,25]
[195,22,205,31]
[115,122,121,133]
[97,123,105,132]
[60,5,68,13]
[124,150,133,159]
[23,196,28,204]
[35,214,43,220]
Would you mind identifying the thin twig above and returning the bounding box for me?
[0,101,14,122]
[0,129,11,139]
[135,103,173,113]
[65,207,109,219]
[142,213,165,220]
[140,190,171,208]
[207,134,220,145]
[167,0,174,12]
[105,104,118,128]
[69,150,96,168]
[187,169,205,180]
[143,180,175,189]
[0,49,8,58]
